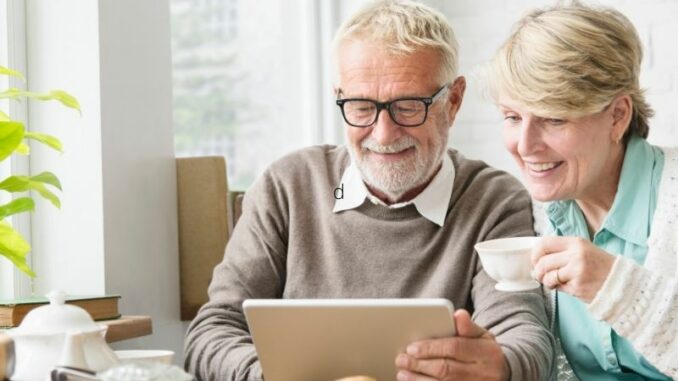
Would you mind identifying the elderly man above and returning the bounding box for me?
[185,1,553,380]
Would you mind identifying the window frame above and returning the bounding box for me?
[0,0,33,299]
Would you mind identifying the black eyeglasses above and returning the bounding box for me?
[336,84,449,128]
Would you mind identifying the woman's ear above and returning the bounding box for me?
[610,94,633,143]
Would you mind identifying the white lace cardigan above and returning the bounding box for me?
[538,146,678,380]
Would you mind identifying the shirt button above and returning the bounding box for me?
[607,355,618,367]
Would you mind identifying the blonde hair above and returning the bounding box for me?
[332,0,459,84]
[487,1,653,140]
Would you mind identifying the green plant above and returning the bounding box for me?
[0,65,80,277]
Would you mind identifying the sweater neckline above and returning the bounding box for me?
[355,200,428,222]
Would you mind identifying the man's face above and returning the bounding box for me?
[336,40,465,201]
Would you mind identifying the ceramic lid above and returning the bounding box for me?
[9,290,101,336]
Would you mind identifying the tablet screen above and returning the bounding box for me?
[243,298,455,381]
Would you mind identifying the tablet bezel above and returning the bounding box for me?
[243,298,456,381]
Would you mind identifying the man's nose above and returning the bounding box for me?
[371,109,403,146]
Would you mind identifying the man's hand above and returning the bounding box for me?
[531,236,615,303]
[394,309,510,381]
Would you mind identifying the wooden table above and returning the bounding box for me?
[101,315,153,343]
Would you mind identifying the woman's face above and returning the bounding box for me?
[499,96,625,203]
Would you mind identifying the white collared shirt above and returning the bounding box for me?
[332,153,455,227]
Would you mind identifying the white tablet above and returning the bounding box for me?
[243,298,456,381]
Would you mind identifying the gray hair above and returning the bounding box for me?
[332,0,459,85]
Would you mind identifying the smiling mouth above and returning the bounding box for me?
[368,147,414,155]
[525,161,564,173]
[365,147,414,163]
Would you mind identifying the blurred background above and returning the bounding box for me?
[170,0,678,190]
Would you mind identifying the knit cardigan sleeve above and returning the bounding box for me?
[587,147,678,379]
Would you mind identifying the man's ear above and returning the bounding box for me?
[609,94,632,143]
[447,76,466,119]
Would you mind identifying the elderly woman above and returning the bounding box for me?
[487,2,677,380]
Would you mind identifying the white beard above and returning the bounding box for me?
[348,123,449,201]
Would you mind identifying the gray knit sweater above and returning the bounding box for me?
[185,146,554,381]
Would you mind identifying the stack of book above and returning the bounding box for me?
[0,294,121,328]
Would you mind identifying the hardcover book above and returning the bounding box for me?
[0,295,121,327]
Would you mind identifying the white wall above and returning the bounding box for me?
[25,0,184,364]
[97,0,184,360]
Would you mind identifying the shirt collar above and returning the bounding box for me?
[546,135,657,245]
[602,134,656,245]
[333,152,455,227]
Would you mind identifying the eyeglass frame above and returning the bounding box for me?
[335,84,450,128]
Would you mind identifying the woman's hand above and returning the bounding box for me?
[531,236,616,303]
[394,310,509,381]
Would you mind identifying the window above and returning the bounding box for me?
[0,1,12,296]
[170,0,343,190]
[0,0,31,299]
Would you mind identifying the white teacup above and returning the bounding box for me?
[114,349,174,365]
[474,237,540,291]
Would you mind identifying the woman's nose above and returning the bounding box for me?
[517,120,544,156]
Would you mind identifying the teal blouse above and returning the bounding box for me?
[546,135,670,380]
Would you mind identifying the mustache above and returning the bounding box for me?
[361,136,417,153]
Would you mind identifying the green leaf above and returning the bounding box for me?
[0,175,30,192]
[0,88,81,114]
[0,172,62,208]
[0,110,10,121]
[0,121,25,161]
[25,132,63,152]
[31,182,61,208]
[0,220,34,278]
[16,142,30,155]
[0,66,25,82]
[43,90,81,113]
[0,198,35,219]
[30,171,62,191]
[0,88,23,100]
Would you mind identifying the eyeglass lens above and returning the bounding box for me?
[342,99,427,127]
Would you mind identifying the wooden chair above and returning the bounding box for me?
[176,156,232,321]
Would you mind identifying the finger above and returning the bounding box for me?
[396,356,470,381]
[533,251,571,282]
[405,310,492,361]
[453,309,486,338]
[396,369,437,381]
[531,236,573,265]
[531,237,547,265]
[405,337,496,362]
[543,269,561,290]
[553,263,574,285]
